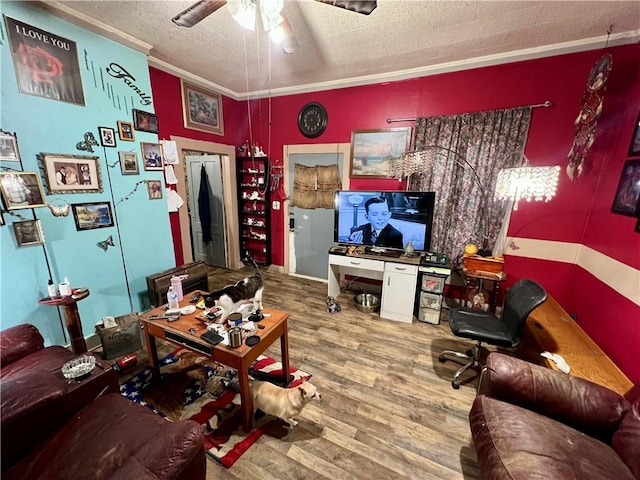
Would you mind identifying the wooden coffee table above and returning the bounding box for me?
[139,291,290,432]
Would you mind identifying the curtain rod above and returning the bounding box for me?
[386,100,553,124]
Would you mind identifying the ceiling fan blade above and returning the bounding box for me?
[315,0,377,15]
[279,12,298,54]
[172,0,227,27]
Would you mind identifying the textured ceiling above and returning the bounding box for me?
[41,1,640,99]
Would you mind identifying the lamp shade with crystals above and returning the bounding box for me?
[494,165,560,210]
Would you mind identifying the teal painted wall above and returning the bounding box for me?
[0,2,174,346]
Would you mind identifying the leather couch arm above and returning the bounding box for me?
[0,325,45,368]
[479,352,630,441]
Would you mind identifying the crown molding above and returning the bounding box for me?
[32,2,640,102]
[33,1,153,54]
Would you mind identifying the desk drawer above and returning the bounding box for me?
[384,263,418,275]
[330,255,384,271]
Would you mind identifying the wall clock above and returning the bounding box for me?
[298,102,328,138]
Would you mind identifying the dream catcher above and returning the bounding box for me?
[566,53,613,180]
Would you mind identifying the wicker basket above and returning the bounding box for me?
[463,254,504,274]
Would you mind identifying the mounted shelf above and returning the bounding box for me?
[237,156,271,266]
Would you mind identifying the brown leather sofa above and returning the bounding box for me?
[1,323,120,470]
[1,324,206,479]
[470,352,639,480]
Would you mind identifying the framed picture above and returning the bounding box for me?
[628,111,640,157]
[37,153,102,194]
[147,180,163,200]
[0,131,20,161]
[98,126,117,147]
[13,219,45,247]
[4,16,85,106]
[117,120,135,142]
[133,109,159,134]
[180,80,224,135]
[611,159,640,216]
[140,142,164,171]
[119,151,139,175]
[71,202,114,231]
[0,171,46,210]
[350,128,411,178]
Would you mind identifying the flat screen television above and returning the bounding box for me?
[334,190,436,252]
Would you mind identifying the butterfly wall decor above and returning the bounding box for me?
[97,235,115,252]
[76,131,99,153]
[47,199,70,217]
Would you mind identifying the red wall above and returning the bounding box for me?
[149,68,245,265]
[149,43,640,382]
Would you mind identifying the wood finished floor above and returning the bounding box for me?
[120,266,482,480]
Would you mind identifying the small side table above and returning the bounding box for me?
[461,269,506,313]
[38,289,90,354]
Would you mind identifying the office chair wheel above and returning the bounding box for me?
[451,380,460,389]
[438,354,446,363]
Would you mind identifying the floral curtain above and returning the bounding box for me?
[407,107,532,266]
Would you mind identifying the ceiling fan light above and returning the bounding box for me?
[260,0,284,32]
[269,25,285,44]
[228,0,257,30]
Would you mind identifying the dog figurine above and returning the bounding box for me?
[251,378,321,428]
[326,296,341,313]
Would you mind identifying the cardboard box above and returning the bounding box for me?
[96,314,141,360]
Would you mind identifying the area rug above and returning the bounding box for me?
[120,349,311,468]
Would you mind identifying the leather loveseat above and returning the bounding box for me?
[470,352,639,480]
[0,323,120,470]
[1,324,206,479]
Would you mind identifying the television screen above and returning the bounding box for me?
[334,190,436,252]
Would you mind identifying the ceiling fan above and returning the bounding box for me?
[172,0,377,54]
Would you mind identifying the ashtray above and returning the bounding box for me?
[61,355,96,380]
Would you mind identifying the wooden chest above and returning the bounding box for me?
[146,261,209,307]
[463,254,505,274]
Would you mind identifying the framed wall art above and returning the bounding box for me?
[119,151,139,175]
[37,153,102,194]
[628,111,640,157]
[71,202,114,231]
[13,219,45,247]
[98,126,117,147]
[133,109,159,134]
[611,159,640,216]
[4,16,85,106]
[147,180,163,199]
[350,128,411,178]
[0,131,21,161]
[180,80,224,136]
[0,171,46,210]
[117,120,135,142]
[140,142,164,171]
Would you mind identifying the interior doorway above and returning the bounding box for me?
[186,155,226,268]
[170,136,242,270]
[284,143,350,281]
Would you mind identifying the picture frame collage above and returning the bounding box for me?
[611,111,640,232]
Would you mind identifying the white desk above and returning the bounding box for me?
[328,254,420,323]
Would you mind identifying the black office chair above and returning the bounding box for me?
[439,279,548,389]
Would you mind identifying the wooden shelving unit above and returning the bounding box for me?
[236,156,271,266]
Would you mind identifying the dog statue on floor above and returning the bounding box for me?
[326,296,341,313]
